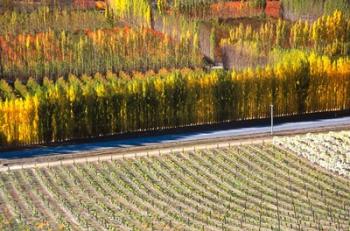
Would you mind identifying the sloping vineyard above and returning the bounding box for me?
[274,131,350,177]
[0,143,349,230]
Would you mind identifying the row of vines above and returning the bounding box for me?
[0,51,349,146]
[1,143,350,229]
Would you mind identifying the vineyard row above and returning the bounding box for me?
[1,143,349,230]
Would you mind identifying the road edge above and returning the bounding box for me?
[1,123,350,170]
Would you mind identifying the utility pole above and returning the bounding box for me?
[270,104,274,135]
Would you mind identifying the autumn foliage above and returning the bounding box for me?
[0,52,349,146]
[220,10,350,62]
[210,1,280,19]
[0,1,349,148]
[0,26,202,81]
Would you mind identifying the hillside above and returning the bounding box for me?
[1,136,349,230]
[0,0,349,230]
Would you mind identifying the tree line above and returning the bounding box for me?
[0,6,117,35]
[221,10,350,58]
[0,26,202,81]
[281,0,350,20]
[0,51,349,146]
